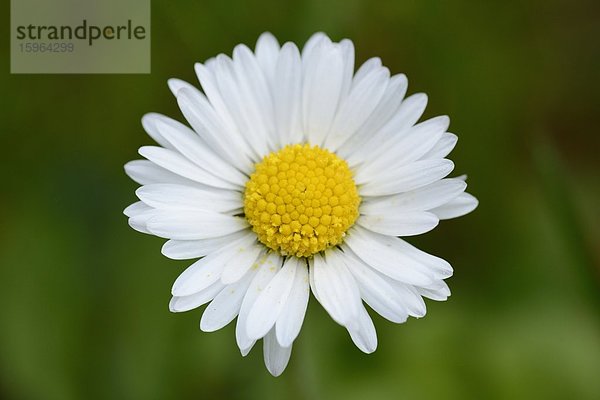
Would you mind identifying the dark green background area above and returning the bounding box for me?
[1,0,599,399]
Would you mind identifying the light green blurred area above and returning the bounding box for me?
[1,0,599,399]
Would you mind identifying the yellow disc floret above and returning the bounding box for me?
[244,144,361,257]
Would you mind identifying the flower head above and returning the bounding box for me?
[124,32,478,376]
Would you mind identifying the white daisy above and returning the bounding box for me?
[124,32,478,376]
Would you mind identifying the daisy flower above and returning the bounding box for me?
[124,32,478,376]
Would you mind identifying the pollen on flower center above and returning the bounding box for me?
[244,144,361,257]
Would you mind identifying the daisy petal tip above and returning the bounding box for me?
[264,350,291,377]
[140,112,154,126]
[168,297,183,313]
[349,328,378,354]
[257,31,278,45]
[410,307,427,319]
[470,194,480,209]
[309,31,328,41]
[267,367,285,377]
[192,62,210,81]
[170,279,194,298]
[453,178,468,193]
[442,159,455,174]
[199,317,216,333]
[160,242,177,260]
[439,114,451,128]
[396,72,408,83]
[245,306,276,341]
[137,145,152,158]
[174,86,194,107]
[359,342,377,354]
[124,164,143,186]
[127,217,148,234]
[150,117,173,137]
[232,43,251,58]
[140,112,168,136]
[274,333,294,349]
[240,345,254,357]
[123,161,132,173]
[166,78,189,96]
[133,186,145,200]
[122,202,138,217]
[339,37,354,50]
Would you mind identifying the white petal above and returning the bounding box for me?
[360,179,467,214]
[275,260,309,347]
[255,32,280,87]
[422,132,458,160]
[339,39,355,99]
[340,74,408,163]
[417,280,451,301]
[263,328,292,377]
[358,159,455,196]
[246,257,300,340]
[324,67,390,151]
[352,57,382,85]
[394,115,450,162]
[349,92,428,166]
[235,252,281,353]
[171,253,232,297]
[166,78,196,97]
[385,280,427,318]
[128,213,156,234]
[342,249,408,323]
[310,251,362,330]
[360,115,449,175]
[430,192,478,220]
[124,160,197,186]
[126,205,159,234]
[377,93,428,141]
[123,201,151,218]
[220,243,264,284]
[194,59,227,114]
[141,112,175,150]
[211,54,268,158]
[177,84,252,173]
[148,115,248,186]
[232,45,276,152]
[200,271,255,332]
[273,42,303,146]
[301,32,329,59]
[136,184,242,213]
[240,343,255,357]
[303,41,345,146]
[138,146,238,190]
[146,209,248,240]
[161,230,252,260]
[357,211,439,236]
[389,237,453,280]
[171,235,257,296]
[343,226,434,285]
[347,305,378,353]
[169,281,225,312]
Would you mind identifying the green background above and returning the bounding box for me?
[1,0,599,399]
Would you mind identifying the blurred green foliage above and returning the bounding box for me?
[1,0,599,399]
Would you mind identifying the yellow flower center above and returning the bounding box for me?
[244,144,361,257]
